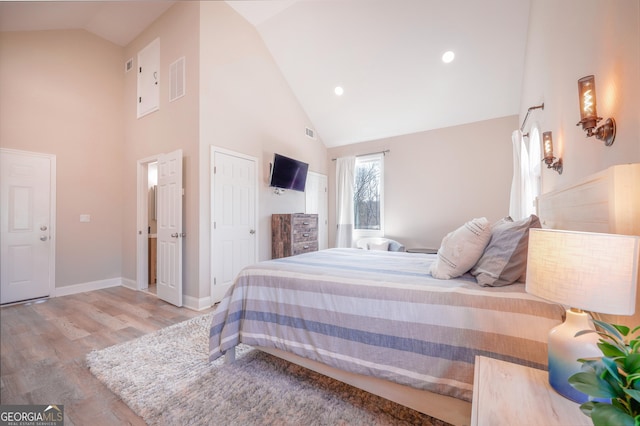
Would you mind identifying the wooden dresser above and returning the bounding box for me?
[272,213,318,259]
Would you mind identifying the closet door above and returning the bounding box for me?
[305,171,328,250]
[211,148,257,304]
[137,38,160,118]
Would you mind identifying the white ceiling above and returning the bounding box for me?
[0,1,175,47]
[0,0,531,147]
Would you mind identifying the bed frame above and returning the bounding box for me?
[259,347,471,425]
[225,163,639,426]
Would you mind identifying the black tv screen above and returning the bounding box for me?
[269,153,309,192]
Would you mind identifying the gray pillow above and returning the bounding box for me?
[471,215,541,287]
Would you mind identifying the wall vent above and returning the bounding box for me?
[305,127,316,139]
[170,57,186,102]
[125,58,133,73]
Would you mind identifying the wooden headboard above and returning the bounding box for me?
[537,163,640,235]
[537,163,640,327]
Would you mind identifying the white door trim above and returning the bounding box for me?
[306,171,328,250]
[210,146,259,303]
[0,148,56,300]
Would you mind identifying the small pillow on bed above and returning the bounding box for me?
[430,217,491,279]
[368,241,389,251]
[471,214,541,287]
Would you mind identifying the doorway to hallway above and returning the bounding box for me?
[136,149,183,306]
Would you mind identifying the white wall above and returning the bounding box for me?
[326,0,640,250]
[327,116,517,249]
[0,3,328,305]
[6,0,636,302]
[0,30,125,289]
[520,0,640,193]
[198,2,329,300]
[122,2,201,299]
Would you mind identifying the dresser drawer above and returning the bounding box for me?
[292,215,317,243]
[293,228,317,243]
[272,213,319,259]
[293,241,318,255]
[292,214,318,229]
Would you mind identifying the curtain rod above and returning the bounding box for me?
[520,103,544,135]
[331,149,390,161]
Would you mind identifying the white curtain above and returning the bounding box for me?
[528,124,542,214]
[509,130,532,220]
[335,156,356,248]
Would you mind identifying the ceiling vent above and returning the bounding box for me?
[305,127,316,140]
[125,58,133,73]
[170,57,186,102]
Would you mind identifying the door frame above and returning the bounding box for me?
[136,154,159,291]
[210,146,259,303]
[306,171,329,250]
[0,148,57,301]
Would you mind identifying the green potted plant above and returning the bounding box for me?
[568,319,640,426]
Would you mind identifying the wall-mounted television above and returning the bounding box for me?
[269,153,309,192]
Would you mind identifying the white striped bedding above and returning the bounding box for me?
[208,248,564,402]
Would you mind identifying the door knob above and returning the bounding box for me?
[171,233,179,238]
[40,236,48,241]
[249,229,256,235]
[40,225,48,231]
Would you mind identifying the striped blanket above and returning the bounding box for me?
[209,248,564,402]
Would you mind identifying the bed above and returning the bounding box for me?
[209,248,564,425]
[209,163,639,426]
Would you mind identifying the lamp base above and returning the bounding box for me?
[548,309,602,403]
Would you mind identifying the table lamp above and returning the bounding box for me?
[525,228,640,403]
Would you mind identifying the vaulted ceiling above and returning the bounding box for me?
[0,0,531,147]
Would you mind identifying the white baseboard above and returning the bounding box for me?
[53,277,122,297]
[53,278,213,312]
[183,294,213,311]
[121,277,137,290]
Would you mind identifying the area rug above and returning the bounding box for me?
[87,314,451,426]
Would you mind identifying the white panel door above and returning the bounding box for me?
[1,150,54,304]
[156,149,183,306]
[305,171,328,250]
[137,38,160,118]
[211,150,256,303]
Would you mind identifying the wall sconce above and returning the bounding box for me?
[542,131,563,174]
[576,75,616,146]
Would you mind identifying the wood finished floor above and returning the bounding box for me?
[0,286,213,425]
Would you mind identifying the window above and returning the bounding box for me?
[353,153,384,237]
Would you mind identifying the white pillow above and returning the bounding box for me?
[368,241,389,251]
[430,217,492,279]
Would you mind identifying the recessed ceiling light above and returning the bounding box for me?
[334,86,344,96]
[442,51,455,63]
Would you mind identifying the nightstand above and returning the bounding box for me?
[406,248,438,254]
[471,356,591,426]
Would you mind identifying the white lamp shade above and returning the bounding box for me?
[526,228,640,315]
